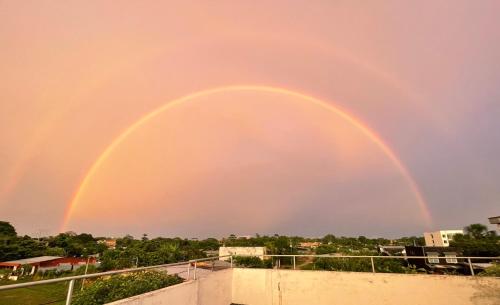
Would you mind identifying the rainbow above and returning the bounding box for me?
[61,85,433,231]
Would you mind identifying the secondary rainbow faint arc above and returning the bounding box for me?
[61,85,433,230]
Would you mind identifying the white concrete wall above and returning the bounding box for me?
[107,280,198,305]
[198,268,232,305]
[219,246,266,260]
[232,268,500,305]
[108,267,500,305]
[107,269,232,305]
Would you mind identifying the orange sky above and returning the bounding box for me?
[1,1,499,237]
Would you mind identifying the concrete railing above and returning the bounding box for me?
[0,254,498,304]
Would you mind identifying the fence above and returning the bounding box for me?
[0,255,232,305]
[254,254,499,276]
[0,254,497,305]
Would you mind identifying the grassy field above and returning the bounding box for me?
[0,280,74,305]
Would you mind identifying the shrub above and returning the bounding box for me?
[479,263,500,277]
[72,270,183,305]
[74,264,98,275]
[234,256,272,268]
[314,257,372,272]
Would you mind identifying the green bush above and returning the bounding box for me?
[312,257,408,273]
[374,258,406,273]
[233,256,272,268]
[479,263,500,277]
[72,271,183,305]
[74,264,98,275]
[314,257,372,272]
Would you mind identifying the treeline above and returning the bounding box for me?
[1,221,498,269]
[223,233,425,255]
[450,224,500,257]
[98,235,213,270]
[0,221,107,261]
[0,222,215,267]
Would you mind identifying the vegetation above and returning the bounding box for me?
[72,271,183,305]
[479,263,500,277]
[0,280,68,305]
[0,221,17,237]
[450,223,500,257]
[233,256,272,268]
[0,220,499,304]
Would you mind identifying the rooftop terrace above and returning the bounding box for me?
[111,267,499,305]
[1,255,499,305]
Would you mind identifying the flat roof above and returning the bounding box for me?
[488,216,500,224]
[0,256,62,265]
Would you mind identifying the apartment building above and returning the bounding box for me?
[424,230,463,247]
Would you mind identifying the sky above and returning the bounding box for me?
[0,1,499,238]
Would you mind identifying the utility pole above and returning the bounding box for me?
[81,256,91,291]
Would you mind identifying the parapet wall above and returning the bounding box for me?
[109,268,500,305]
[232,268,500,305]
[108,268,232,305]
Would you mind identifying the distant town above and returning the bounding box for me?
[1,217,499,304]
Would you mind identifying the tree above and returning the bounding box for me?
[464,224,489,239]
[322,234,336,244]
[0,221,16,237]
[450,223,500,257]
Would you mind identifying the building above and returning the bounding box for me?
[424,230,463,247]
[489,216,500,230]
[236,235,253,239]
[218,247,266,261]
[97,238,117,249]
[405,246,466,274]
[377,245,406,256]
[298,241,321,249]
[0,256,97,275]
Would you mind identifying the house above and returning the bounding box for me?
[423,230,463,247]
[298,242,321,249]
[97,238,117,249]
[404,246,469,274]
[218,247,266,261]
[0,256,97,275]
[489,216,500,230]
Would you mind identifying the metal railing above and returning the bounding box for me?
[247,254,499,276]
[0,255,231,305]
[0,254,497,304]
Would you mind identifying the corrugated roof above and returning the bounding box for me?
[1,256,62,265]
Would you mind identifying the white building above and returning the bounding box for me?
[489,216,500,230]
[218,247,266,261]
[424,230,463,247]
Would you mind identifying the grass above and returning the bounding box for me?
[0,279,79,305]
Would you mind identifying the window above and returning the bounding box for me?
[445,253,457,263]
[427,252,439,264]
[442,234,446,238]
[443,240,448,244]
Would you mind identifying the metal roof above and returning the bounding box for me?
[1,256,62,265]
